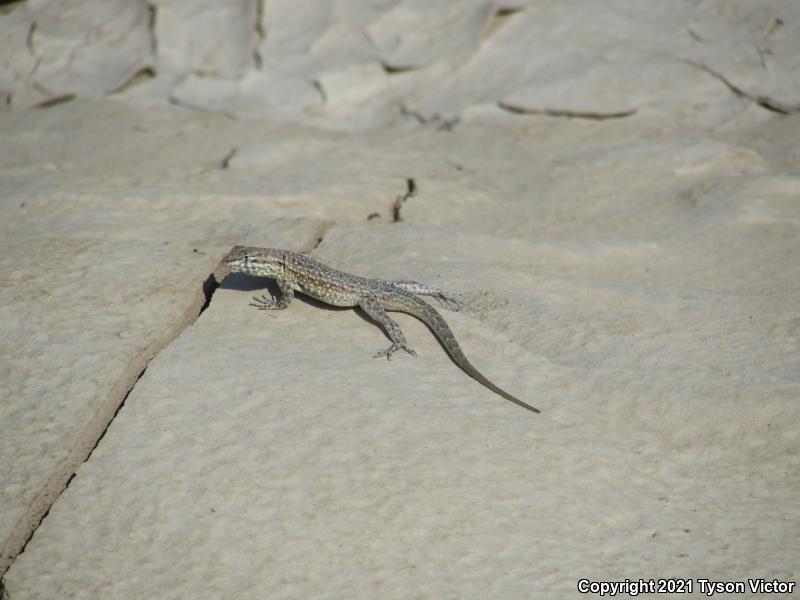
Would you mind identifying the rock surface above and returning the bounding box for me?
[1,0,798,597]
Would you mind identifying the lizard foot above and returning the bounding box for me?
[250,294,281,310]
[434,293,465,312]
[373,343,417,360]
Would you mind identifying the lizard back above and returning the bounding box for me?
[282,251,374,307]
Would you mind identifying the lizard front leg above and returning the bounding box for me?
[358,295,417,359]
[389,280,463,311]
[250,276,294,310]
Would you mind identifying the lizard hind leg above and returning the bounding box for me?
[389,280,463,312]
[358,295,417,360]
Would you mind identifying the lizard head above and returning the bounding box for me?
[223,246,285,278]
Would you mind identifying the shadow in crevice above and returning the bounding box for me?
[198,272,221,315]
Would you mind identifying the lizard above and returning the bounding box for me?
[223,246,540,414]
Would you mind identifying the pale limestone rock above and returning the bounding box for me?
[681,0,800,112]
[3,0,152,109]
[257,0,334,75]
[170,69,321,119]
[152,0,256,77]
[5,214,799,597]
[315,62,389,106]
[406,2,650,120]
[308,21,379,71]
[257,0,385,76]
[311,61,400,129]
[1,0,800,595]
[407,0,800,123]
[0,9,37,107]
[366,1,494,69]
[0,99,340,573]
[3,0,800,125]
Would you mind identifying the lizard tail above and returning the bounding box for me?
[383,294,540,414]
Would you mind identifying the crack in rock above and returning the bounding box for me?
[497,101,637,120]
[399,104,460,130]
[219,146,238,169]
[2,264,225,578]
[685,60,800,115]
[393,177,416,222]
[253,0,264,69]
[147,3,157,56]
[303,221,334,253]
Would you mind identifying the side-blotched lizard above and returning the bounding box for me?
[223,246,539,414]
